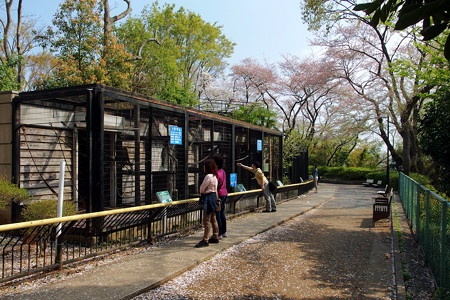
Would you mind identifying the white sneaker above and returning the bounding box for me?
[222,233,227,238]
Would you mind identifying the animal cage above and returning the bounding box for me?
[4,84,283,221]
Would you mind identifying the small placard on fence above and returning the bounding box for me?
[156,191,172,203]
[234,184,246,192]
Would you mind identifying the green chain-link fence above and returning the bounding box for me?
[399,172,450,288]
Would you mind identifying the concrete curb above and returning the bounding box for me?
[392,195,407,300]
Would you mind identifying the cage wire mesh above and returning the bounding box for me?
[17,93,87,210]
[234,126,250,191]
[150,108,186,202]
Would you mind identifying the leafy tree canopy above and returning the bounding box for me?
[419,93,450,194]
[0,56,20,91]
[37,0,132,89]
[230,102,278,129]
[117,2,234,106]
[354,0,450,59]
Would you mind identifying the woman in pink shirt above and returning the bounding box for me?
[195,159,220,248]
[213,154,228,238]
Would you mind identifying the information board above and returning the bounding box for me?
[236,184,246,192]
[156,191,172,203]
[229,173,237,187]
[257,139,262,151]
[169,125,182,145]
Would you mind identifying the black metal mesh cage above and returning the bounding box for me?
[13,84,284,213]
[234,126,250,190]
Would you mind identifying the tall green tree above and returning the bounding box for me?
[37,0,132,89]
[0,56,19,90]
[419,94,450,195]
[0,0,36,91]
[117,2,234,106]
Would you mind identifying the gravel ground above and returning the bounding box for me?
[135,187,395,299]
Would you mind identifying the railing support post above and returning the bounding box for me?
[439,201,447,287]
[55,161,65,268]
[415,183,421,239]
[424,190,430,258]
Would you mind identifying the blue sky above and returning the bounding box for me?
[24,0,313,65]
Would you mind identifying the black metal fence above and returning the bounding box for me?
[11,84,284,221]
[0,181,313,284]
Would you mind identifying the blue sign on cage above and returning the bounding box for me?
[169,125,182,145]
[257,139,262,151]
[230,173,237,187]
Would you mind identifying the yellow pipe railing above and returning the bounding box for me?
[0,181,312,232]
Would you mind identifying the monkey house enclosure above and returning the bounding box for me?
[3,84,283,222]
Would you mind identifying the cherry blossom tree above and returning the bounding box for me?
[301,0,448,175]
[229,55,373,167]
[230,56,340,136]
[313,22,435,173]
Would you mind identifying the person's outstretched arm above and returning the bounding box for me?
[237,162,253,172]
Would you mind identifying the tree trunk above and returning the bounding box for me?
[401,128,411,175]
[16,0,22,89]
[103,0,131,41]
[409,126,420,173]
[3,0,13,58]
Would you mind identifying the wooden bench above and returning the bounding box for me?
[377,185,389,197]
[373,188,393,222]
[362,179,374,186]
[372,180,383,187]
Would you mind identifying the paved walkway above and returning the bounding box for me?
[3,184,404,299]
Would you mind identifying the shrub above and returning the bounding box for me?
[311,166,374,180]
[0,178,30,211]
[307,166,445,194]
[409,173,431,186]
[366,171,386,183]
[21,200,78,222]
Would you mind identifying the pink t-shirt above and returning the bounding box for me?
[217,169,228,196]
[199,174,218,195]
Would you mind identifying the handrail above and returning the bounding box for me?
[0,199,194,232]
